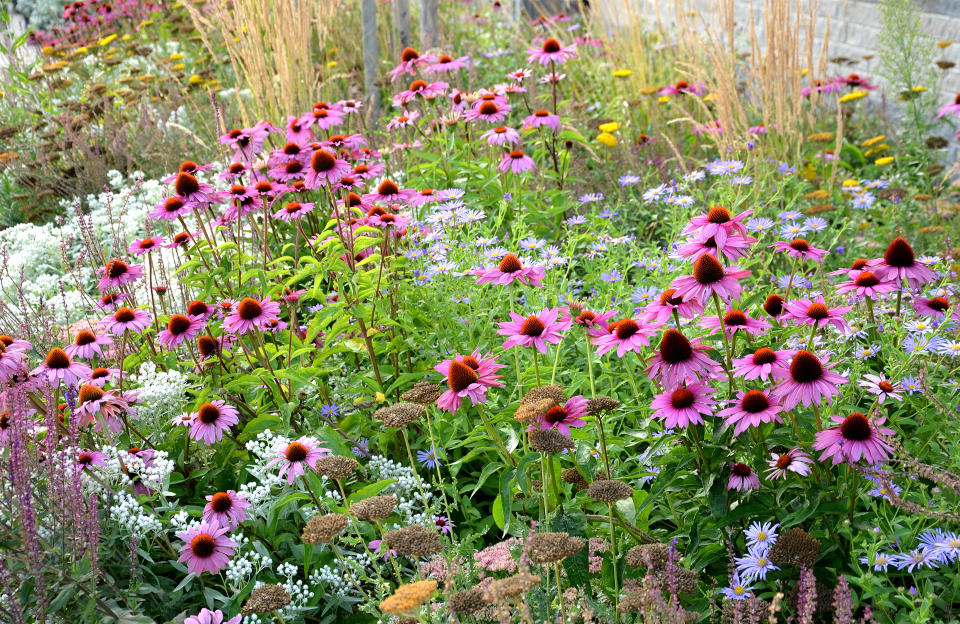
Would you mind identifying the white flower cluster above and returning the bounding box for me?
[225,534,273,593]
[108,490,162,534]
[367,454,434,525]
[95,445,176,495]
[131,361,190,423]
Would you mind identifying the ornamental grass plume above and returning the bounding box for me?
[349,495,398,521]
[380,580,437,616]
[383,524,442,557]
[375,402,425,428]
[526,532,585,563]
[241,584,291,616]
[301,513,349,544]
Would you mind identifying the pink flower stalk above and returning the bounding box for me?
[732,347,789,381]
[189,401,239,444]
[99,307,151,335]
[202,490,250,530]
[464,100,513,123]
[699,309,770,337]
[475,253,546,286]
[389,47,438,81]
[781,297,852,333]
[303,149,351,189]
[835,271,897,301]
[267,437,330,484]
[497,307,569,353]
[670,254,751,304]
[936,93,960,118]
[683,205,753,247]
[718,390,784,435]
[522,110,561,132]
[593,318,661,357]
[177,523,237,576]
[97,259,144,291]
[526,37,578,65]
[912,296,951,317]
[765,448,814,479]
[426,54,470,74]
[658,80,706,96]
[158,314,205,349]
[481,126,521,146]
[392,79,448,106]
[646,329,720,389]
[128,236,166,256]
[31,348,92,387]
[649,382,716,429]
[728,462,761,491]
[499,150,535,174]
[771,350,848,411]
[184,608,241,624]
[812,412,895,465]
[528,395,589,436]
[770,238,828,263]
[76,449,108,470]
[223,297,282,334]
[642,288,704,323]
[868,237,937,290]
[65,330,114,360]
[676,233,755,261]
[858,374,903,403]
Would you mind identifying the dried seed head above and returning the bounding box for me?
[401,382,443,404]
[586,396,621,415]
[625,543,670,570]
[768,527,821,568]
[655,567,699,593]
[242,584,291,616]
[482,570,541,603]
[447,586,485,615]
[315,455,359,480]
[560,467,589,491]
[383,524,443,558]
[587,479,633,503]
[375,402,425,428]
[521,384,566,406]
[302,513,349,544]
[380,580,437,616]
[515,397,555,424]
[349,495,398,521]
[529,428,575,454]
[526,532,585,563]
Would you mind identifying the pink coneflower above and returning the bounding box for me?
[219,185,262,223]
[31,347,92,386]
[771,350,848,411]
[387,110,421,130]
[683,205,753,247]
[728,462,760,491]
[363,179,416,204]
[835,271,898,301]
[392,79,448,106]
[407,188,441,208]
[164,232,195,249]
[936,93,960,118]
[322,133,367,151]
[529,395,589,436]
[76,449,107,470]
[868,237,937,290]
[96,292,128,310]
[499,150,535,174]
[186,300,216,322]
[65,329,113,359]
[497,307,568,353]
[427,54,470,74]
[642,288,704,323]
[269,158,308,183]
[351,162,386,180]
[522,110,561,132]
[219,121,276,162]
[464,100,512,123]
[309,106,345,132]
[85,366,121,387]
[75,386,134,433]
[185,608,241,624]
[646,329,720,388]
[828,257,870,279]
[97,259,144,291]
[770,238,828,263]
[189,401,239,444]
[99,307,151,335]
[267,437,330,484]
[389,47,438,81]
[526,37,578,65]
[912,296,951,317]
[765,448,813,479]
[128,236,166,255]
[658,80,706,96]
[303,149,351,189]
[158,314,205,349]
[475,253,546,287]
[273,201,315,221]
[781,297,852,333]
[284,114,314,144]
[436,359,488,414]
[164,160,216,183]
[171,413,194,428]
[858,374,903,403]
[223,297,282,334]
[718,390,783,435]
[732,347,789,381]
[594,318,660,357]
[173,171,222,209]
[670,254,751,304]
[700,309,770,337]
[813,412,894,465]
[481,126,521,146]
[177,523,237,576]
[676,233,755,262]
[203,490,250,530]
[649,382,716,429]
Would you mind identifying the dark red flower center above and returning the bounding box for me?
[165,197,184,212]
[776,454,793,469]
[210,492,233,513]
[179,160,199,173]
[741,390,770,413]
[78,384,103,404]
[520,316,546,337]
[534,110,550,117]
[173,233,190,245]
[929,297,950,311]
[285,442,308,462]
[878,381,894,392]
[378,180,400,196]
[575,310,596,325]
[478,101,499,115]
[438,55,453,64]
[670,388,695,409]
[174,172,200,196]
[91,367,109,379]
[75,330,96,346]
[285,202,302,214]
[510,150,525,159]
[752,348,776,365]
[855,272,880,287]
[542,38,561,53]
[763,294,784,317]
[789,350,823,383]
[237,298,263,320]
[114,308,135,323]
[197,336,217,357]
[660,288,683,306]
[884,237,915,268]
[283,142,301,155]
[789,238,810,252]
[498,253,522,273]
[190,534,217,558]
[168,314,192,335]
[78,452,93,465]
[659,329,692,364]
[806,303,829,319]
[448,360,479,392]
[615,319,640,340]
[139,238,156,249]
[494,126,508,134]
[187,300,208,317]
[197,403,220,424]
[693,254,724,285]
[851,258,868,270]
[400,46,419,62]
[106,260,129,279]
[45,348,70,369]
[545,405,568,423]
[840,412,871,441]
[461,355,480,370]
[311,149,336,172]
[707,206,731,223]
[409,79,428,92]
[731,462,752,477]
[723,311,747,326]
[228,162,245,174]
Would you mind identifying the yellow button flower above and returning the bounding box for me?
[861,134,885,147]
[598,122,620,133]
[597,132,617,147]
[839,90,867,103]
[875,156,894,166]
[612,69,632,78]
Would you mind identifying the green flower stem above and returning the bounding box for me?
[476,403,517,467]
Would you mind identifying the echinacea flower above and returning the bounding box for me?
[392,79,448,106]
[771,350,847,411]
[683,205,753,247]
[912,296,951,317]
[303,149,351,189]
[770,238,828,262]
[189,401,239,444]
[781,297,852,333]
[728,462,760,491]
[642,288,704,323]
[649,382,716,428]
[647,329,720,388]
[868,237,937,291]
[593,318,661,357]
[857,374,903,403]
[75,386,135,433]
[173,171,223,209]
[158,314,205,349]
[700,309,770,337]
[670,254,751,304]
[529,395,589,436]
[184,608,240,624]
[219,121,276,162]
[732,348,789,381]
[151,196,194,221]
[388,46,438,81]
[522,110,561,132]
[498,150,535,174]
[363,179,416,204]
[475,253,545,286]
[835,271,897,300]
[177,523,237,576]
[223,297,282,334]
[936,93,960,118]
[202,490,250,530]
[76,449,108,470]
[676,232,755,261]
[481,126,521,146]
[497,307,568,353]
[765,448,814,479]
[99,307,151,336]
[718,389,783,435]
[526,37,578,65]
[97,259,144,291]
[64,330,113,360]
[658,80,706,96]
[31,348,92,387]
[812,412,895,465]
[435,352,504,414]
[464,100,512,123]
[427,54,470,74]
[267,437,330,484]
[128,236,166,256]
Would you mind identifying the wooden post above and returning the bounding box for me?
[394,0,411,49]
[361,0,380,124]
[420,0,439,49]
